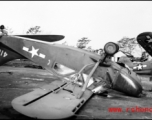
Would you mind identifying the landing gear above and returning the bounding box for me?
[71,42,119,99]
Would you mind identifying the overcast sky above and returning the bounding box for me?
[1,1,152,49]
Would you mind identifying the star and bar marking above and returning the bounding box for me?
[22,46,46,59]
[0,49,7,57]
[133,64,147,70]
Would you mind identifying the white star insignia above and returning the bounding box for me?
[133,64,147,70]
[137,64,142,70]
[29,46,39,58]
[22,46,46,59]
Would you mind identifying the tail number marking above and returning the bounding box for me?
[0,49,7,57]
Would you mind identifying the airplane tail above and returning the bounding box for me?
[0,42,25,65]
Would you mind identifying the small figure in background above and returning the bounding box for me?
[140,51,149,62]
[0,25,8,35]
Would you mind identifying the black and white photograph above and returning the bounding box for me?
[1,1,152,119]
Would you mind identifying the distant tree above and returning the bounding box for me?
[76,37,91,49]
[117,37,138,54]
[87,46,92,50]
[117,36,147,59]
[26,26,41,35]
[84,46,93,52]
[62,41,68,45]
[5,26,13,35]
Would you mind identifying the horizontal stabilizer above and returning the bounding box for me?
[14,35,65,42]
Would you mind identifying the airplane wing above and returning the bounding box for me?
[137,32,152,56]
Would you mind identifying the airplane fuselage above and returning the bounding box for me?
[0,35,142,97]
[0,35,101,73]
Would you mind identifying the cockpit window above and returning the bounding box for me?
[53,63,75,75]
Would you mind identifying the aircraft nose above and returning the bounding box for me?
[112,73,142,97]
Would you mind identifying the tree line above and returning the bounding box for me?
[4,25,147,58]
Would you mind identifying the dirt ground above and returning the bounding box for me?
[1,60,152,119]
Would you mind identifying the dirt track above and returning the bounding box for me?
[1,60,152,119]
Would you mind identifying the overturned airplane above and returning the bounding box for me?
[0,26,151,119]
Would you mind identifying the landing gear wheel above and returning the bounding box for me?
[104,42,119,56]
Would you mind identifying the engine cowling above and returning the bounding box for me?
[112,71,143,97]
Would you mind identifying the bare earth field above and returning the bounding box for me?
[1,60,152,119]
